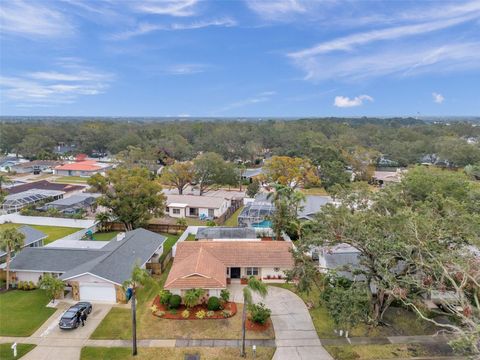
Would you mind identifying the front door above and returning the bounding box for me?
[230,267,241,279]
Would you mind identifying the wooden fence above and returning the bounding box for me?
[105,222,187,234]
[216,200,242,225]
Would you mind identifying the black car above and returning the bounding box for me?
[58,309,81,329]
[72,302,93,315]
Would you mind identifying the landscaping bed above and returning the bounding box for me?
[246,318,272,332]
[152,295,237,319]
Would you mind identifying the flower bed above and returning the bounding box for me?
[151,295,237,320]
[246,318,272,332]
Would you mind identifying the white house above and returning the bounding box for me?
[166,194,229,219]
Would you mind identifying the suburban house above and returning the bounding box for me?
[54,160,112,177]
[0,225,47,263]
[8,228,166,303]
[371,169,405,186]
[10,160,64,174]
[195,227,257,241]
[315,243,363,280]
[165,241,294,297]
[2,189,66,213]
[38,193,100,215]
[166,194,230,219]
[297,195,334,221]
[5,180,85,196]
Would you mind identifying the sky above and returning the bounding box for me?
[1,0,480,117]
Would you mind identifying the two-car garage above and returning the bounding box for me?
[79,282,116,303]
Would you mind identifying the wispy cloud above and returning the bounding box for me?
[0,60,114,106]
[110,17,236,40]
[132,0,199,17]
[246,0,306,20]
[432,92,445,104]
[215,91,276,113]
[165,64,209,75]
[0,0,74,38]
[334,95,373,108]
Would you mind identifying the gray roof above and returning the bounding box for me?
[0,225,47,258]
[10,228,166,285]
[298,195,333,220]
[46,194,100,207]
[196,227,257,240]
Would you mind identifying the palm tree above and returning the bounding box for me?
[123,265,151,356]
[0,174,13,191]
[0,227,25,289]
[241,276,268,357]
[95,212,111,233]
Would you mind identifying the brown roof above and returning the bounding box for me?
[6,180,85,195]
[165,241,294,290]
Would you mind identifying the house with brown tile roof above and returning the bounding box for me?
[165,241,294,297]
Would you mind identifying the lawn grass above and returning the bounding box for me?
[325,343,454,360]
[270,283,439,339]
[54,176,89,184]
[0,343,36,360]
[0,290,56,336]
[158,233,180,262]
[185,233,196,241]
[93,231,119,241]
[223,206,244,227]
[0,223,81,245]
[91,262,274,341]
[81,346,275,360]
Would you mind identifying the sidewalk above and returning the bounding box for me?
[319,334,455,346]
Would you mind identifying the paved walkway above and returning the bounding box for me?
[229,284,334,360]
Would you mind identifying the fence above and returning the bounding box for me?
[215,201,242,225]
[105,222,187,235]
[0,214,95,228]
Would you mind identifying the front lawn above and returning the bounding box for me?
[271,283,440,338]
[81,346,275,360]
[0,290,56,336]
[92,262,274,340]
[0,223,82,245]
[325,343,454,360]
[0,343,36,360]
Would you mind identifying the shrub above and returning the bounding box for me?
[222,310,232,318]
[169,294,182,309]
[28,281,36,290]
[181,310,190,319]
[220,289,230,303]
[17,281,23,290]
[206,220,216,227]
[0,280,5,289]
[159,290,172,305]
[248,302,271,325]
[183,288,205,308]
[195,310,206,319]
[207,296,221,311]
[150,305,158,314]
[169,309,178,315]
[206,311,215,318]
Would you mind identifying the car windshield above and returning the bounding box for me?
[63,311,77,319]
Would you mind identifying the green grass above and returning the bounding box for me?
[81,347,275,360]
[93,231,119,241]
[325,344,454,360]
[185,233,196,241]
[0,223,82,245]
[223,206,244,227]
[0,290,56,336]
[158,233,180,262]
[0,343,36,360]
[54,176,89,184]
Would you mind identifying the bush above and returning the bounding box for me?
[169,309,178,315]
[28,281,36,290]
[181,310,190,319]
[169,294,182,309]
[17,281,24,290]
[206,311,215,318]
[0,280,5,289]
[195,310,206,319]
[207,296,221,311]
[220,289,230,303]
[248,302,271,325]
[183,288,204,308]
[222,309,232,318]
[159,290,172,305]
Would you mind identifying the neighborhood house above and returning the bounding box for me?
[0,225,47,263]
[166,194,229,219]
[54,160,112,177]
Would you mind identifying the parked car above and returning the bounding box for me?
[73,301,93,315]
[58,309,81,329]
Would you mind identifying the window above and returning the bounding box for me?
[246,267,259,276]
[274,267,280,272]
[172,208,180,215]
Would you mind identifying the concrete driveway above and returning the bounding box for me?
[229,284,333,360]
[20,303,112,360]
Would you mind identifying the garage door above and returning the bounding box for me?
[79,283,116,302]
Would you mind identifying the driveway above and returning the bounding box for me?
[20,302,112,360]
[229,284,333,360]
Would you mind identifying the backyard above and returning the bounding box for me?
[0,343,36,360]
[91,262,274,341]
[0,223,81,245]
[81,346,275,360]
[54,176,89,184]
[93,231,119,241]
[223,206,244,227]
[0,289,56,336]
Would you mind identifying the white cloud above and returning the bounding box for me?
[246,0,306,20]
[165,64,209,75]
[110,17,236,40]
[432,92,445,104]
[0,60,114,106]
[216,91,276,113]
[334,95,373,108]
[132,0,199,17]
[0,0,74,38]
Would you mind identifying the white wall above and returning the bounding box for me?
[15,271,61,284]
[68,273,112,284]
[0,214,95,228]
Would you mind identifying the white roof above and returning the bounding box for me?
[45,240,109,249]
[168,203,188,208]
[166,194,226,209]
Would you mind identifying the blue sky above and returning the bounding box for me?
[1,0,479,117]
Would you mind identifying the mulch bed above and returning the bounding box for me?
[246,318,272,332]
[151,295,237,320]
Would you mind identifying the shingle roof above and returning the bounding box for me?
[0,225,47,258]
[10,228,166,285]
[196,227,256,240]
[298,195,333,220]
[6,180,85,195]
[165,241,293,289]
[166,194,226,209]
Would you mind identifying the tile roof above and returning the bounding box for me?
[55,161,102,171]
[165,241,293,290]
[6,180,85,195]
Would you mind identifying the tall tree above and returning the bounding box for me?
[241,277,268,357]
[192,152,227,195]
[88,167,166,231]
[263,156,320,188]
[0,227,25,289]
[161,161,195,194]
